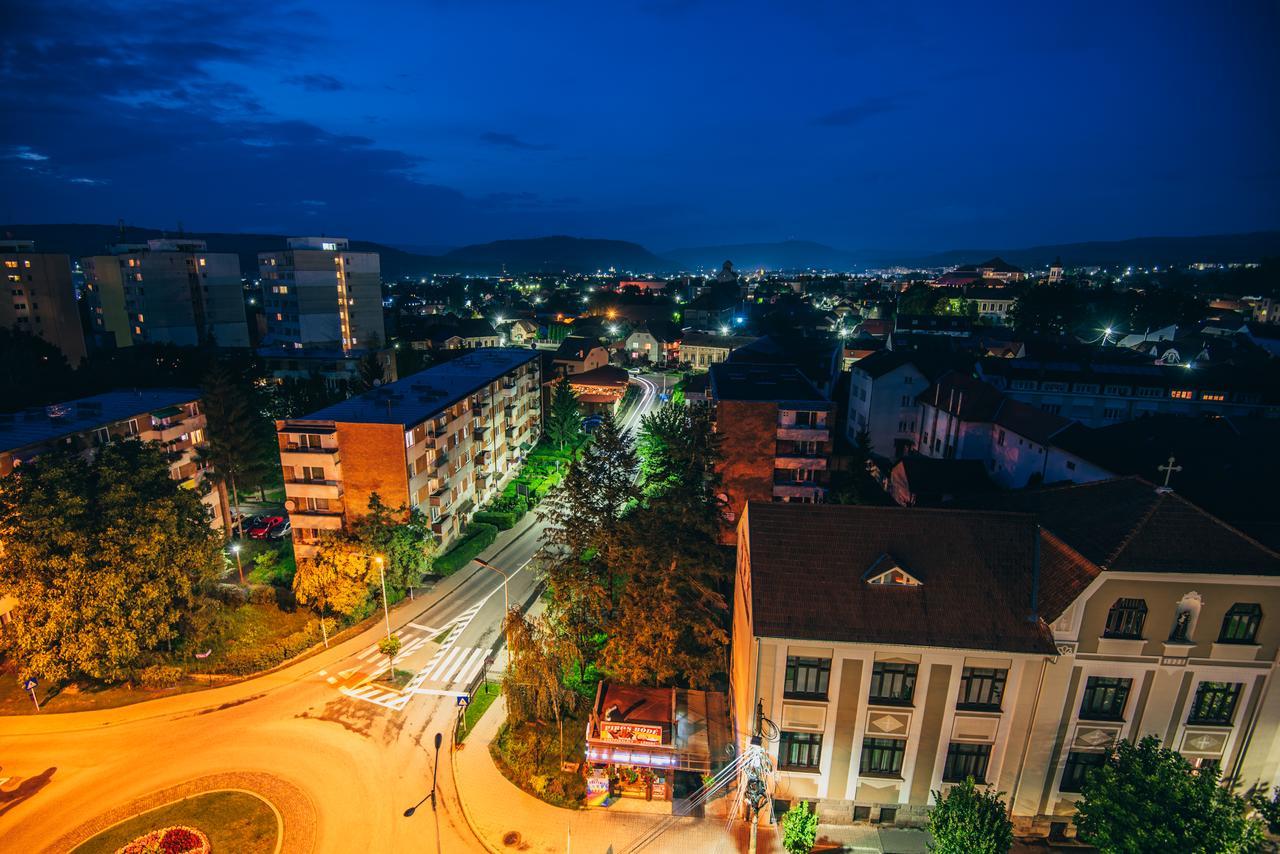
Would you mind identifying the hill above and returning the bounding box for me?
[906,231,1280,271]
[663,240,863,272]
[439,235,671,274]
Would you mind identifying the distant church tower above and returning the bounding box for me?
[1048,256,1064,284]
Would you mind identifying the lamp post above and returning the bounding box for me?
[375,555,391,640]
[473,557,509,615]
[231,543,244,585]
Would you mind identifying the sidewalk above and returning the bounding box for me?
[453,694,783,854]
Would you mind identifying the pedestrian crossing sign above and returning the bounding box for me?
[457,694,470,707]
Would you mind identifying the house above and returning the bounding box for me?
[680,332,757,370]
[565,365,631,415]
[552,335,609,376]
[887,457,995,507]
[507,319,540,345]
[846,350,965,458]
[731,488,1280,837]
[624,320,683,365]
[965,286,1018,325]
[936,257,1028,286]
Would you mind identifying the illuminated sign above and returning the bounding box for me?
[322,242,338,251]
[599,722,663,745]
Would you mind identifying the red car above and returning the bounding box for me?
[247,515,284,539]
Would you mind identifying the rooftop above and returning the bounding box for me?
[291,347,538,427]
[742,502,1057,654]
[0,388,201,454]
[709,361,827,405]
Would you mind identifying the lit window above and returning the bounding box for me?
[1171,390,1193,400]
[1202,393,1225,402]
[3,261,16,269]
[198,257,207,267]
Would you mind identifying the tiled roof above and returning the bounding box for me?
[917,371,1005,421]
[992,396,1072,445]
[554,335,604,361]
[709,362,828,405]
[743,503,1057,654]
[1038,530,1101,620]
[896,457,995,499]
[959,477,1280,575]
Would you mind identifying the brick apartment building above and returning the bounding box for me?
[276,348,542,559]
[708,361,834,534]
[0,388,224,528]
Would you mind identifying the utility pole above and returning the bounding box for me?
[743,699,772,854]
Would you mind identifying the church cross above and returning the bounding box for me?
[1158,456,1182,489]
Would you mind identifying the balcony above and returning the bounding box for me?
[280,444,339,466]
[776,426,831,442]
[284,478,342,499]
[288,511,344,530]
[772,483,826,500]
[774,455,828,470]
[148,420,198,443]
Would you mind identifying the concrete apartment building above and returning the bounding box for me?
[276,348,541,559]
[82,240,250,348]
[731,480,1280,838]
[2,240,87,364]
[709,362,833,532]
[0,388,224,528]
[258,237,384,351]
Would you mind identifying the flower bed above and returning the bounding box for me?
[116,825,210,854]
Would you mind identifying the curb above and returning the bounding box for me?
[450,709,505,854]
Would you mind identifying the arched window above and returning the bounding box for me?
[1104,598,1147,639]
[1219,604,1262,644]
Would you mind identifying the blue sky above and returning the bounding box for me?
[2,1,1277,251]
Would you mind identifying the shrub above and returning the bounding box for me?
[472,510,517,530]
[138,664,184,689]
[246,584,278,605]
[213,584,248,606]
[434,523,499,575]
[781,801,818,854]
[927,778,1013,854]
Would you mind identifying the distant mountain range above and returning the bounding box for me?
[4,223,1278,276]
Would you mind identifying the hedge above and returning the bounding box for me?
[434,523,499,576]
[472,510,517,530]
[209,617,338,675]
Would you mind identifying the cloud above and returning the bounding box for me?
[813,96,901,128]
[3,146,50,161]
[479,131,552,151]
[285,73,345,92]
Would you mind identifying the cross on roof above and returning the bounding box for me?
[1158,455,1183,490]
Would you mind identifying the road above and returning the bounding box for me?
[0,373,663,853]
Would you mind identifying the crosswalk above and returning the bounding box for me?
[337,601,488,711]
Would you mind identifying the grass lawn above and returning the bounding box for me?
[372,667,415,690]
[458,680,500,742]
[72,790,278,854]
[226,539,295,586]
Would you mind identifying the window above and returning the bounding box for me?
[1187,682,1242,726]
[1060,751,1107,793]
[860,737,906,778]
[784,657,831,700]
[958,667,1007,711]
[794,410,816,426]
[302,497,330,512]
[778,731,822,771]
[900,395,912,406]
[997,429,1005,446]
[1219,604,1262,644]
[1202,392,1225,402]
[1103,407,1125,420]
[869,662,917,705]
[1066,460,1077,471]
[1079,676,1131,721]
[1104,598,1147,639]
[943,743,992,783]
[1041,403,1062,415]
[1171,389,1193,400]
[301,465,325,482]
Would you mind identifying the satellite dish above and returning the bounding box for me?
[373,378,383,387]
[284,499,296,512]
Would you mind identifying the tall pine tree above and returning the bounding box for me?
[544,376,583,451]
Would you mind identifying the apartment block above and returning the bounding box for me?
[0,388,224,528]
[82,240,249,348]
[709,361,833,533]
[1,240,87,364]
[731,480,1280,837]
[258,237,383,351]
[276,348,542,559]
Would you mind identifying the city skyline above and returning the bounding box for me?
[2,1,1278,251]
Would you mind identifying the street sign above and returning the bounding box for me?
[22,677,37,691]
[456,694,470,707]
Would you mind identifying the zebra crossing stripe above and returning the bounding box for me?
[455,648,487,686]
[438,646,473,683]
[427,646,464,681]
[400,637,429,656]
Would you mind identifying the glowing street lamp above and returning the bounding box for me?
[474,557,509,615]
[231,543,244,585]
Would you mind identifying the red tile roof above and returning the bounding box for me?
[742,503,1057,654]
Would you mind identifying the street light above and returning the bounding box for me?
[473,557,509,615]
[231,543,244,585]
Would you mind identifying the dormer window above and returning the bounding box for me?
[863,554,922,587]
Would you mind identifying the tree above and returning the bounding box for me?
[537,411,639,668]
[0,327,80,413]
[0,441,222,685]
[199,362,276,538]
[291,533,375,645]
[926,778,1013,854]
[355,349,387,393]
[780,801,818,854]
[349,493,437,596]
[544,376,583,451]
[377,634,402,680]
[1074,736,1264,854]
[898,283,941,316]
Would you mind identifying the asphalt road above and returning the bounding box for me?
[0,373,662,854]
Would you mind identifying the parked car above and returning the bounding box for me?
[247,515,284,539]
[267,519,292,540]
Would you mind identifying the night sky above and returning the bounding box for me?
[2,1,1277,252]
